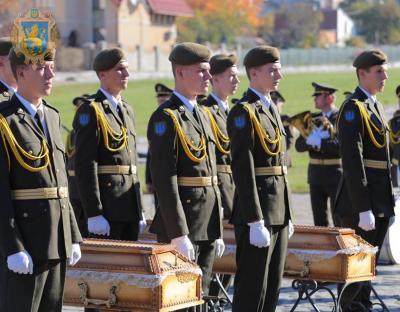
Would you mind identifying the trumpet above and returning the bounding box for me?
[288,110,335,139]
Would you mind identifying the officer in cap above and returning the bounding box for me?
[295,82,342,226]
[147,42,225,306]
[227,45,294,312]
[0,37,17,102]
[343,91,352,99]
[335,49,394,311]
[73,48,146,242]
[155,82,173,105]
[389,85,400,186]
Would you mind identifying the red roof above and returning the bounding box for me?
[147,0,193,17]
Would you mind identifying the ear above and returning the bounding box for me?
[175,65,184,79]
[0,56,5,68]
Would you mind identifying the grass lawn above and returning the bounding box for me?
[47,68,400,192]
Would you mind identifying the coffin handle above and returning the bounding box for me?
[78,281,118,308]
[285,261,311,278]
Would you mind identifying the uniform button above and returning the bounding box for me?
[62,204,66,209]
[29,150,33,154]
[23,212,28,218]
[186,199,191,203]
[56,168,60,173]
[107,182,112,187]
[257,187,261,191]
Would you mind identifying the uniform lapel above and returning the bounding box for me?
[270,102,286,136]
[171,94,203,133]
[97,89,124,126]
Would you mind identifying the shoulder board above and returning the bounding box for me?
[0,100,13,112]
[158,99,174,110]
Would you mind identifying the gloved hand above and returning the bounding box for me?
[288,220,295,239]
[358,210,375,231]
[171,235,195,260]
[7,250,33,274]
[319,129,330,139]
[215,238,225,258]
[306,130,322,149]
[88,215,110,236]
[69,243,81,266]
[248,220,270,248]
[139,212,147,233]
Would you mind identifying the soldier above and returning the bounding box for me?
[199,53,239,307]
[335,49,395,311]
[147,42,225,302]
[295,83,342,226]
[0,47,82,311]
[73,48,146,241]
[227,46,294,312]
[389,85,400,186]
[0,37,17,102]
[271,91,295,167]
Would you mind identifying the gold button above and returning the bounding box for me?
[186,199,191,203]
[56,168,59,172]
[23,213,28,218]
[62,204,66,209]
[107,182,112,187]
[29,150,33,154]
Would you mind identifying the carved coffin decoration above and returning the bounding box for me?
[284,226,377,283]
[64,239,203,311]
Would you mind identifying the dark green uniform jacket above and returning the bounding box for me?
[0,80,11,103]
[73,90,143,222]
[227,89,293,226]
[147,93,222,241]
[0,95,82,262]
[389,109,400,186]
[200,95,235,219]
[280,114,295,167]
[335,87,395,218]
[295,110,342,185]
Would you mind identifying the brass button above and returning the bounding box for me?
[186,199,191,203]
[56,168,59,173]
[62,204,66,209]
[107,182,112,187]
[29,150,33,154]
[23,212,28,218]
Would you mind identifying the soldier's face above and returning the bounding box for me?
[212,66,240,96]
[360,64,388,95]
[18,61,55,97]
[0,55,16,86]
[179,62,212,96]
[251,62,282,93]
[100,61,130,92]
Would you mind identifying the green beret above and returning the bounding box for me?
[93,48,126,72]
[155,83,173,97]
[169,42,211,65]
[0,37,12,56]
[311,82,338,96]
[396,85,400,98]
[353,49,387,69]
[243,45,280,68]
[209,53,238,75]
[270,91,285,103]
[8,47,55,66]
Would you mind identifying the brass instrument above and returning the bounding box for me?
[288,110,335,139]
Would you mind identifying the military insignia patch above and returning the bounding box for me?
[79,113,90,126]
[154,121,166,136]
[234,115,246,129]
[344,111,355,122]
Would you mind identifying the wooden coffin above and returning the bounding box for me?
[284,226,377,283]
[64,239,203,311]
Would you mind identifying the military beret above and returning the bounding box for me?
[209,53,238,75]
[0,37,12,56]
[155,83,173,97]
[93,48,126,72]
[353,49,387,69]
[243,45,280,68]
[396,85,400,98]
[169,42,211,65]
[8,47,55,66]
[311,82,337,96]
[270,91,285,103]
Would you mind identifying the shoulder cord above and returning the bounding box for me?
[65,132,75,158]
[90,102,128,152]
[202,107,229,154]
[243,104,281,156]
[0,114,50,171]
[163,108,207,162]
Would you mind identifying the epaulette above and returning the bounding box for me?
[42,100,59,113]
[0,100,13,112]
[158,99,174,110]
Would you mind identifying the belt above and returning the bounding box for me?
[97,165,137,175]
[67,170,75,177]
[255,166,287,176]
[11,187,69,200]
[363,159,388,170]
[392,159,399,166]
[309,158,341,166]
[177,176,218,187]
[216,164,232,174]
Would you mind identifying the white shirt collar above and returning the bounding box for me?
[250,87,271,109]
[15,92,44,118]
[0,79,16,95]
[100,87,121,111]
[173,91,197,112]
[359,85,377,103]
[210,92,229,112]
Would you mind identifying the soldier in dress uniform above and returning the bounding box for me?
[295,83,342,226]
[335,49,395,311]
[73,48,146,241]
[199,53,240,308]
[388,85,400,186]
[0,47,82,311]
[0,37,17,102]
[147,42,225,303]
[227,46,294,312]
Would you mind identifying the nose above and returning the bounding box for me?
[123,68,130,78]
[205,70,212,81]
[46,67,55,79]
[276,69,283,80]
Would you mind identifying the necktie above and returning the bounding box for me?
[34,110,46,137]
[116,102,125,122]
[193,105,200,122]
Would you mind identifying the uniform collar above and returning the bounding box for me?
[173,90,197,112]
[100,87,121,111]
[358,85,377,103]
[249,87,272,109]
[210,92,229,112]
[0,79,16,95]
[14,92,44,118]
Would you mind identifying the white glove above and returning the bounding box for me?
[88,215,110,236]
[306,130,322,148]
[248,220,271,248]
[319,129,330,139]
[7,250,33,274]
[220,207,224,220]
[288,220,295,239]
[139,212,147,233]
[171,235,195,260]
[358,210,375,231]
[69,243,81,266]
[215,238,225,258]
